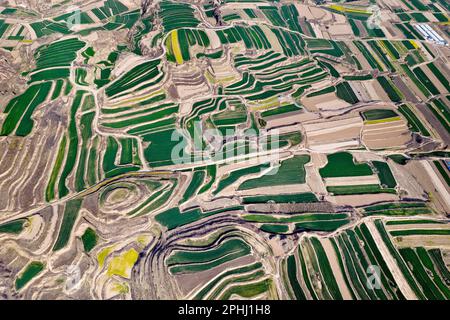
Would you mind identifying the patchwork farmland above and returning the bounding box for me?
[0,0,449,301]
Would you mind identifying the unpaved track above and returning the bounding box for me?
[320,238,353,300]
[416,103,450,145]
[365,220,418,300]
[421,160,450,209]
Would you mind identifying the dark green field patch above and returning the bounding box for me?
[53,199,83,251]
[15,261,44,290]
[362,109,398,121]
[0,219,27,234]
[373,161,397,188]
[81,227,98,253]
[320,152,372,178]
[260,224,289,234]
[327,185,396,195]
[238,156,310,190]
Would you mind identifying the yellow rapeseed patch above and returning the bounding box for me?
[365,116,401,125]
[248,96,281,111]
[97,246,114,268]
[107,248,139,278]
[378,41,395,60]
[409,40,419,49]
[109,89,164,108]
[204,70,216,83]
[112,282,130,294]
[329,4,370,15]
[171,30,183,65]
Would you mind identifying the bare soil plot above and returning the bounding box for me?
[387,223,450,232]
[319,237,353,300]
[389,161,426,200]
[405,161,449,213]
[362,119,411,149]
[365,220,418,300]
[309,140,361,153]
[263,111,309,130]
[301,92,351,112]
[324,175,380,187]
[363,80,391,102]
[394,236,450,249]
[304,116,363,149]
[234,184,312,197]
[328,193,399,206]
[327,24,353,38]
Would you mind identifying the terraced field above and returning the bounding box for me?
[0,0,449,301]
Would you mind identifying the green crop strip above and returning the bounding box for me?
[53,198,83,251]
